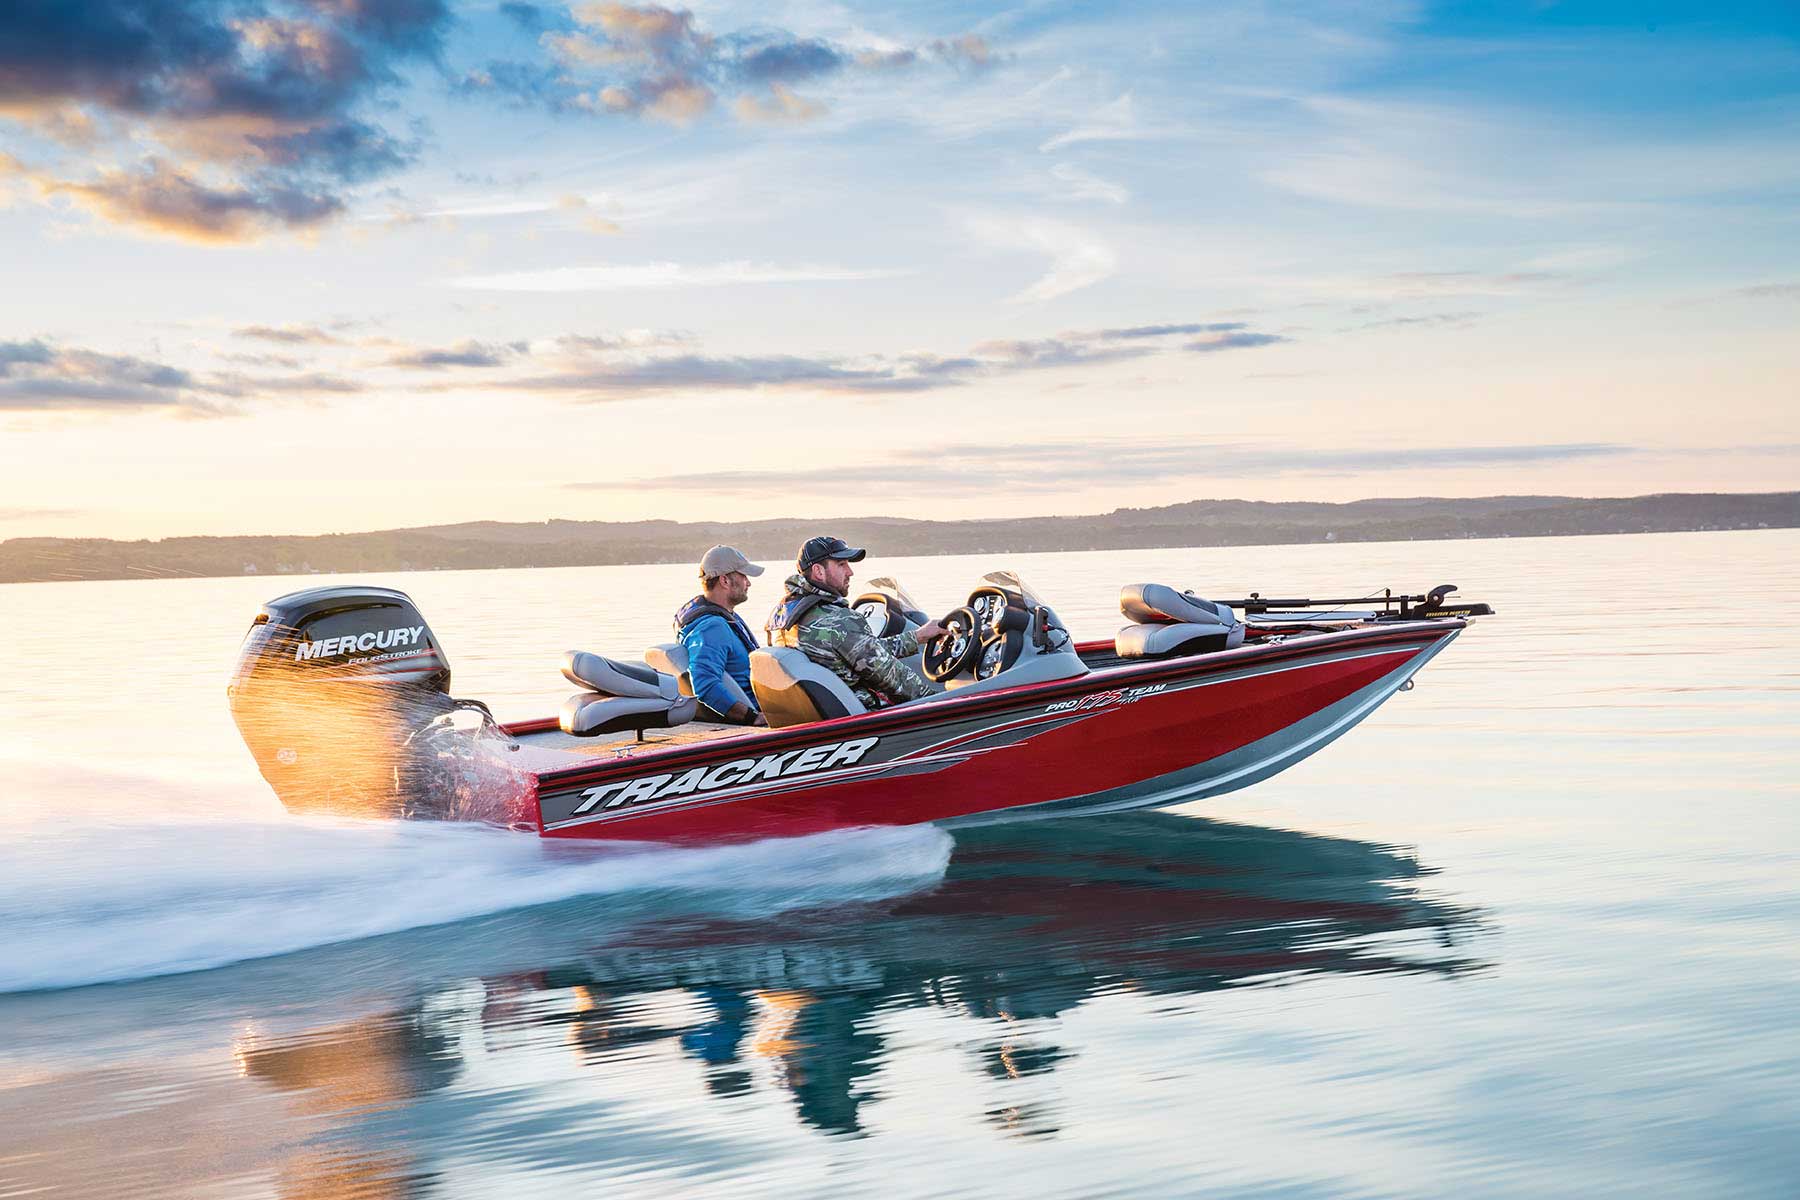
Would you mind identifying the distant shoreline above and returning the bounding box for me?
[3,491,1794,585]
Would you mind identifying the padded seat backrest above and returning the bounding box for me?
[562,651,678,701]
[643,643,693,696]
[1120,584,1238,628]
[1116,584,1246,660]
[750,648,867,728]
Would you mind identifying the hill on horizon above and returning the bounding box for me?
[2,491,1794,585]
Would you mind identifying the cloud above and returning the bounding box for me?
[1049,162,1128,204]
[734,39,846,85]
[1186,331,1289,353]
[221,351,306,369]
[1732,282,1800,300]
[447,259,908,291]
[967,338,1154,372]
[0,0,449,239]
[578,76,714,124]
[385,340,528,369]
[928,35,995,73]
[556,192,622,234]
[0,336,376,415]
[454,59,570,108]
[464,5,996,127]
[440,318,1287,401]
[1038,92,1176,153]
[35,159,341,243]
[1096,323,1248,340]
[206,371,366,396]
[555,330,695,352]
[1344,311,1482,332]
[233,325,350,346]
[966,216,1116,303]
[0,338,227,415]
[570,440,1635,494]
[505,353,948,397]
[734,83,827,125]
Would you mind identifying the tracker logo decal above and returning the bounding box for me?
[569,736,881,816]
[295,625,426,661]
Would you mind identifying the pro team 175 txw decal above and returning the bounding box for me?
[1044,682,1166,714]
[567,736,881,817]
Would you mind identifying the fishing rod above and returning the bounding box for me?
[1218,584,1494,618]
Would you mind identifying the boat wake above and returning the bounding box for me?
[0,814,954,994]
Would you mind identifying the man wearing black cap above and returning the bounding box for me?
[767,536,946,710]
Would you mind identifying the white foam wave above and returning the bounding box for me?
[0,818,953,994]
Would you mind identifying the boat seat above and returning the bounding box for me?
[643,643,694,696]
[647,639,762,721]
[1116,583,1246,659]
[558,650,696,737]
[750,647,867,728]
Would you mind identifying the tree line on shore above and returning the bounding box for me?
[3,492,1794,584]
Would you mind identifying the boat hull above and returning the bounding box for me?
[527,621,1462,843]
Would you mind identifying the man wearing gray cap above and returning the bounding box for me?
[766,536,946,710]
[675,545,767,725]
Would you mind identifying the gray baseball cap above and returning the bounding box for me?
[699,545,764,578]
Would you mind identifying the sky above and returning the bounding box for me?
[1,0,1796,541]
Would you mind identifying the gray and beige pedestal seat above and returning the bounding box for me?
[558,650,697,737]
[1115,584,1246,659]
[749,648,867,728]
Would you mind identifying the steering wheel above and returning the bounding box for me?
[922,606,981,681]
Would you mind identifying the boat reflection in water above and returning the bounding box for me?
[234,811,1485,1193]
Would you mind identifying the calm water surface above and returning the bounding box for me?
[1,532,1796,1197]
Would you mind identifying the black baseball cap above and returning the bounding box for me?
[797,535,867,570]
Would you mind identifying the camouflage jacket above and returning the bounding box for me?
[766,573,933,709]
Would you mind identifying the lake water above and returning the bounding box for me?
[1,531,1796,1197]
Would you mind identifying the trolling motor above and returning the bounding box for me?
[227,585,525,820]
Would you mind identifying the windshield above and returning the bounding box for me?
[981,569,1047,609]
[863,576,928,616]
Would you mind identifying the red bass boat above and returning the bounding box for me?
[227,572,1491,843]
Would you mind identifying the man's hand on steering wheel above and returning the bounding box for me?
[913,619,947,643]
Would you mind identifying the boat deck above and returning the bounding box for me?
[511,718,771,764]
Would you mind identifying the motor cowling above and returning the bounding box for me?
[228,585,459,816]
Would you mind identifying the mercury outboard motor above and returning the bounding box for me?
[228,585,523,820]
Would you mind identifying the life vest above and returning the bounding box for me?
[674,596,760,652]
[766,590,832,636]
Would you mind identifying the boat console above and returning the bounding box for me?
[913,571,1089,700]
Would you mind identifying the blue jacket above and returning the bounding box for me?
[675,597,760,719]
